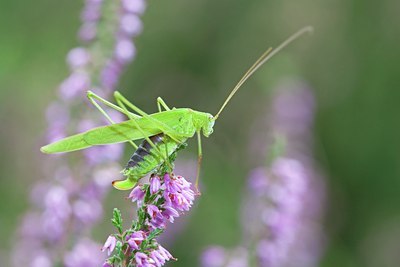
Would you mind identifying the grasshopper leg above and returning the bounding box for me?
[87,91,141,119]
[195,130,203,195]
[113,91,184,144]
[157,97,171,112]
[114,93,174,169]
[87,91,139,149]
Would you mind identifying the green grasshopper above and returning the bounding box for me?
[41,26,313,191]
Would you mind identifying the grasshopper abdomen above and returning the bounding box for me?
[117,133,183,189]
[126,133,165,168]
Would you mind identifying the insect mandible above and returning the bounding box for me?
[41,26,313,191]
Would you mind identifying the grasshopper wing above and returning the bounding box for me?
[40,132,92,154]
[40,120,162,154]
[40,109,194,154]
[84,109,195,145]
[83,119,162,145]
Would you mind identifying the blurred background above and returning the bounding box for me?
[1,0,400,266]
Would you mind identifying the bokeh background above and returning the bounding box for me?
[1,0,400,266]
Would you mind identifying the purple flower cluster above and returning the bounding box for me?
[13,0,147,266]
[244,158,325,267]
[103,233,173,267]
[201,246,248,267]
[129,174,195,226]
[13,164,122,266]
[202,80,325,267]
[103,173,196,266]
[101,0,145,91]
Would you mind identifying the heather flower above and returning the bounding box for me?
[162,205,179,223]
[122,0,146,14]
[202,246,248,267]
[104,172,194,265]
[150,175,161,194]
[102,235,117,256]
[72,198,103,225]
[163,174,195,212]
[79,22,97,42]
[13,0,147,266]
[59,72,90,100]
[129,185,146,206]
[135,252,151,266]
[126,231,146,250]
[120,14,143,36]
[100,60,123,89]
[201,81,325,267]
[156,245,174,262]
[66,47,90,69]
[115,39,136,63]
[202,246,227,267]
[147,204,166,228]
[64,238,105,267]
[80,1,102,21]
[31,252,52,267]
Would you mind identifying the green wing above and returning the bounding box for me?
[40,132,91,154]
[41,108,195,154]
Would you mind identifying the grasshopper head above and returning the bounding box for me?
[202,114,215,137]
[192,110,215,137]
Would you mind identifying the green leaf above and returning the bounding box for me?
[147,228,164,240]
[111,208,123,234]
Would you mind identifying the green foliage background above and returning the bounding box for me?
[1,0,400,266]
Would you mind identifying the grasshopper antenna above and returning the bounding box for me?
[213,26,314,120]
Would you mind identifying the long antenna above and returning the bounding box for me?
[213,26,313,120]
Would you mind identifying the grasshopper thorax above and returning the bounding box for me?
[191,110,215,137]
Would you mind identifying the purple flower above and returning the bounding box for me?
[81,1,102,21]
[162,174,195,211]
[248,167,269,195]
[14,0,148,265]
[126,231,146,250]
[147,204,166,228]
[65,238,105,267]
[101,235,116,256]
[120,14,143,36]
[44,186,71,220]
[163,173,181,193]
[31,253,52,267]
[66,47,91,69]
[72,198,103,225]
[201,246,226,267]
[59,72,90,100]
[122,0,146,14]
[129,185,145,206]
[150,176,161,194]
[135,252,151,266]
[201,81,325,267]
[78,22,97,42]
[100,60,123,90]
[149,245,174,266]
[115,39,136,63]
[161,205,179,223]
[102,262,112,267]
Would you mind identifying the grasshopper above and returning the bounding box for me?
[41,26,313,191]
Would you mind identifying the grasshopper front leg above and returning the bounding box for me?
[195,130,203,195]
